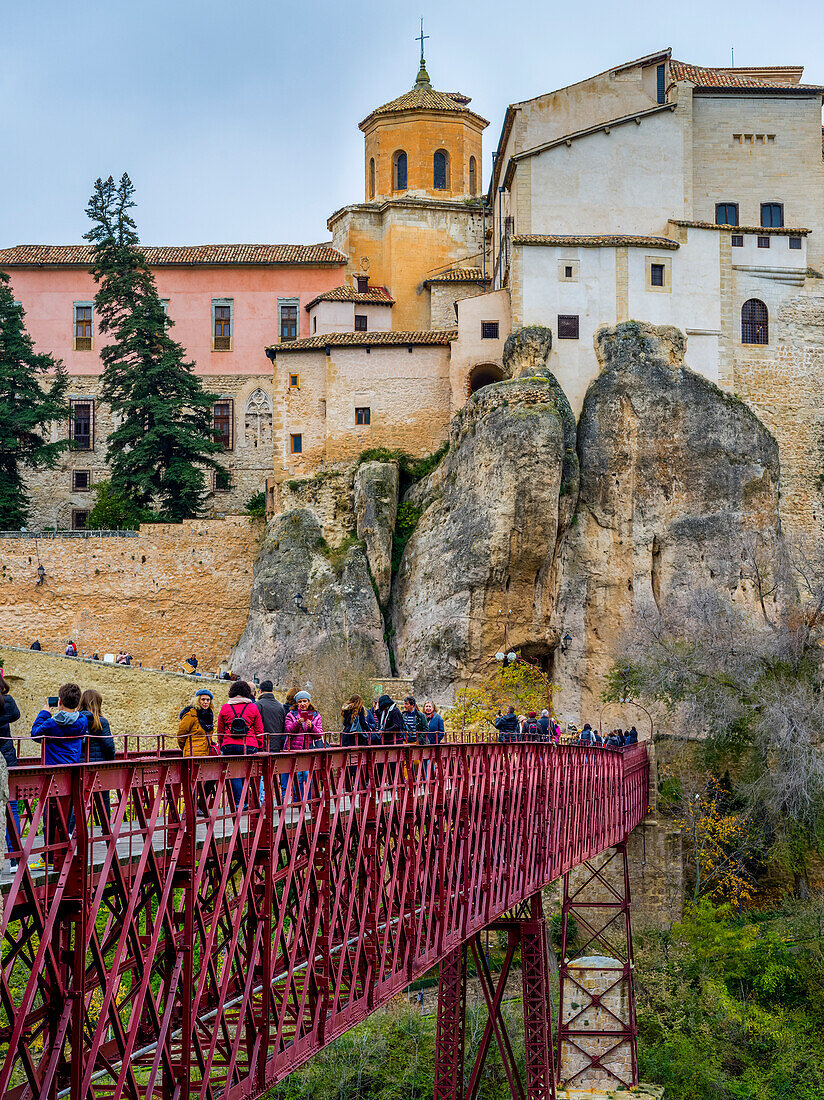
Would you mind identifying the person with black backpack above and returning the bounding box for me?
[523,712,541,741]
[216,681,265,810]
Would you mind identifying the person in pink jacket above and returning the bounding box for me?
[284,691,323,801]
[216,681,265,809]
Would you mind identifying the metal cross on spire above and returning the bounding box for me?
[416,17,429,62]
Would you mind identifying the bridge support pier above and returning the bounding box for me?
[556,843,638,1091]
[433,893,555,1100]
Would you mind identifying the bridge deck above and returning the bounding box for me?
[0,742,648,1100]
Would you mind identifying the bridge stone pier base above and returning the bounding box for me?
[556,843,638,1091]
[434,892,556,1100]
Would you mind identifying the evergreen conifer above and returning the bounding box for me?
[0,271,68,528]
[85,174,222,519]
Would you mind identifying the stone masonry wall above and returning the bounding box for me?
[25,373,273,529]
[733,290,824,534]
[0,518,262,670]
[0,645,234,754]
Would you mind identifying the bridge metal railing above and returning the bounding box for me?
[0,741,649,1100]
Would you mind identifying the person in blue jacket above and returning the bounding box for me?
[423,701,445,744]
[31,682,87,765]
[31,683,87,858]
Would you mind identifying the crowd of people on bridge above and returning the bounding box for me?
[493,706,638,747]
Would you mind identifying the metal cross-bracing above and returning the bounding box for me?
[0,741,649,1099]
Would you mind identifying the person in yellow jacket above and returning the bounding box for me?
[177,689,215,757]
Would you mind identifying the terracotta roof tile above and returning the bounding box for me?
[304,285,395,310]
[0,243,347,267]
[424,267,489,284]
[670,60,824,92]
[269,329,456,353]
[360,85,487,130]
[671,220,810,235]
[513,234,680,250]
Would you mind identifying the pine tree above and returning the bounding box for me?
[84,174,222,519]
[0,271,68,528]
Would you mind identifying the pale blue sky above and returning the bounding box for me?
[2,0,822,248]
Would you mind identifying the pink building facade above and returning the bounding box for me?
[0,244,345,527]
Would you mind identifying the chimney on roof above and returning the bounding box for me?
[355,274,370,293]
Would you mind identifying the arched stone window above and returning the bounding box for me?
[741,299,768,345]
[245,388,273,448]
[369,157,376,199]
[393,150,407,191]
[468,363,505,395]
[469,156,477,196]
[434,149,449,190]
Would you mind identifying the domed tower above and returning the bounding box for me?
[329,55,490,331]
[359,57,486,202]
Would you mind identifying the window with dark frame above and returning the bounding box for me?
[393,150,407,190]
[289,374,300,388]
[70,399,93,450]
[469,156,477,195]
[213,467,231,492]
[715,202,739,226]
[213,400,233,450]
[355,407,371,426]
[354,314,368,332]
[72,509,89,531]
[213,303,231,350]
[650,263,665,287]
[731,235,744,247]
[434,150,449,190]
[72,470,90,492]
[280,304,298,342]
[761,203,783,228]
[73,305,92,350]
[656,63,666,104]
[557,315,580,340]
[742,298,768,345]
[290,433,303,454]
[789,237,802,250]
[757,236,771,249]
[565,265,573,278]
[481,321,499,339]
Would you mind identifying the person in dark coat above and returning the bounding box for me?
[625,726,639,745]
[494,706,520,743]
[539,710,550,740]
[256,681,286,752]
[80,688,116,821]
[0,675,22,862]
[30,640,41,651]
[377,695,403,745]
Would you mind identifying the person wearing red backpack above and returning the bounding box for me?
[216,680,264,809]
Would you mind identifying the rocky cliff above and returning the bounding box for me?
[390,370,577,696]
[552,322,786,719]
[231,509,390,684]
[234,323,788,717]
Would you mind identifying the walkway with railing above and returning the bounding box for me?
[0,740,649,1099]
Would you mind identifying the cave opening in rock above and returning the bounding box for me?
[518,643,555,679]
[468,363,505,394]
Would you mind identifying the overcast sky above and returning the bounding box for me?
[2,0,822,248]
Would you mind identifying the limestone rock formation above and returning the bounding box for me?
[231,509,390,683]
[354,461,399,607]
[502,325,553,378]
[391,367,578,697]
[553,321,787,719]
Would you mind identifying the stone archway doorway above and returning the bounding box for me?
[468,363,505,395]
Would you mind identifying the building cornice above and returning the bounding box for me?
[670,220,810,235]
[327,197,483,230]
[513,233,680,250]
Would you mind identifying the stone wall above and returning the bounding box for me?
[0,645,233,754]
[24,373,273,529]
[0,518,262,670]
[733,290,824,534]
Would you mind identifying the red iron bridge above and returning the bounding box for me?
[1,740,649,1099]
